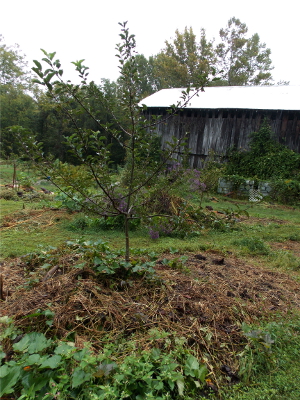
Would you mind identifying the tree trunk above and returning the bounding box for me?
[124,215,130,262]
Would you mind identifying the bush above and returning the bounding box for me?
[270,179,300,205]
[225,120,300,180]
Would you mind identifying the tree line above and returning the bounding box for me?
[0,17,287,163]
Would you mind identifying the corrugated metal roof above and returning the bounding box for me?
[141,86,300,111]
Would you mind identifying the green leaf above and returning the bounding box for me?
[44,72,56,83]
[0,367,21,396]
[72,348,90,361]
[42,57,52,66]
[26,353,41,365]
[32,67,44,78]
[176,377,185,396]
[33,60,42,70]
[184,355,207,380]
[13,332,52,354]
[40,49,49,56]
[32,78,44,85]
[21,373,50,392]
[40,354,61,369]
[152,379,164,391]
[94,362,117,377]
[13,334,30,352]
[184,355,199,374]
[72,367,92,388]
[54,342,75,356]
[49,52,56,61]
[0,364,9,378]
[195,364,208,382]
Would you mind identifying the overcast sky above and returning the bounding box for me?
[1,0,299,86]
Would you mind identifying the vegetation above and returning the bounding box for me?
[1,16,280,163]
[225,120,300,205]
[1,159,300,399]
[0,17,299,400]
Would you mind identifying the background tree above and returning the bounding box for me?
[216,17,274,85]
[153,27,216,88]
[0,35,39,157]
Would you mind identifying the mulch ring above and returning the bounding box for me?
[1,251,300,370]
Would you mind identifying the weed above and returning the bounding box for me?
[270,250,300,271]
[0,320,209,399]
[222,318,300,399]
[289,233,300,241]
[232,237,270,255]
[161,256,190,273]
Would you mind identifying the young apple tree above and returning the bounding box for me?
[20,22,210,261]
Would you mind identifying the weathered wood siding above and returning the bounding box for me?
[147,108,300,168]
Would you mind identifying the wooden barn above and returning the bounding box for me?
[142,86,300,168]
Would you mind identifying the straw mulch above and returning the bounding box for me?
[0,208,72,231]
[1,251,300,372]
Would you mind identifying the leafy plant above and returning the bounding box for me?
[225,119,300,181]
[17,21,211,264]
[0,320,209,399]
[269,178,300,205]
[66,239,156,279]
[161,256,190,273]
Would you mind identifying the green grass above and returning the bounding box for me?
[1,197,299,269]
[222,317,300,400]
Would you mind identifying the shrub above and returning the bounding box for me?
[270,179,300,205]
[225,120,300,180]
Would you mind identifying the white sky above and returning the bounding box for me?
[1,0,299,86]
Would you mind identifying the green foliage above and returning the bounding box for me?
[216,17,273,85]
[0,320,208,399]
[161,256,190,273]
[225,120,300,181]
[67,214,141,232]
[65,239,156,278]
[269,179,300,205]
[223,319,300,399]
[153,27,217,88]
[232,237,270,255]
[199,153,225,193]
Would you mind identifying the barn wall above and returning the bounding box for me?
[147,108,300,168]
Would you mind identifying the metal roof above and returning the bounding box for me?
[141,86,300,111]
